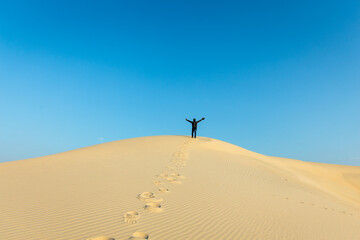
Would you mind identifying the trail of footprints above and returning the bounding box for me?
[88,140,192,240]
[121,139,192,239]
[273,179,357,217]
[283,196,356,217]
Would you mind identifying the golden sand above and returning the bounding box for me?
[0,136,359,239]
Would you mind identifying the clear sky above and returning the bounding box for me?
[0,0,359,165]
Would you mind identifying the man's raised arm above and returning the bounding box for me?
[196,117,205,123]
[185,118,192,123]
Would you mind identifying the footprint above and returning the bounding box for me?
[169,173,186,179]
[170,163,186,169]
[166,177,175,182]
[138,192,155,200]
[166,177,182,184]
[153,180,163,185]
[178,175,186,179]
[129,232,149,239]
[144,202,163,212]
[87,237,115,240]
[171,159,186,165]
[171,160,181,163]
[173,151,189,159]
[138,192,163,202]
[158,188,170,193]
[124,211,140,224]
[157,173,169,179]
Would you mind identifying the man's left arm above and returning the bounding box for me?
[196,117,205,123]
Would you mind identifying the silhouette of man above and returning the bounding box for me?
[186,118,205,138]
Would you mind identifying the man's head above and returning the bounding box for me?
[193,118,196,122]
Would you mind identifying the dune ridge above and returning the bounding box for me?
[0,136,359,239]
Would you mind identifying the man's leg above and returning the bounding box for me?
[194,129,197,138]
[191,129,194,138]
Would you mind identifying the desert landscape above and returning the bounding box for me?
[1,135,359,239]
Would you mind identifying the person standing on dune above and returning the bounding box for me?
[185,118,205,138]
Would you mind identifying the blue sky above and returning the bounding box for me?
[0,0,359,165]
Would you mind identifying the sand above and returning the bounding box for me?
[0,135,359,239]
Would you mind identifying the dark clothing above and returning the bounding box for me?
[186,119,203,129]
[191,128,197,138]
[186,118,204,138]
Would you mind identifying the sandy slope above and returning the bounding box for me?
[0,136,359,240]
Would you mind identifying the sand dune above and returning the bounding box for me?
[0,136,359,239]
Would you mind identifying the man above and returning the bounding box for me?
[185,117,205,138]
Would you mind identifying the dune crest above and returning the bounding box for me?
[0,135,359,239]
